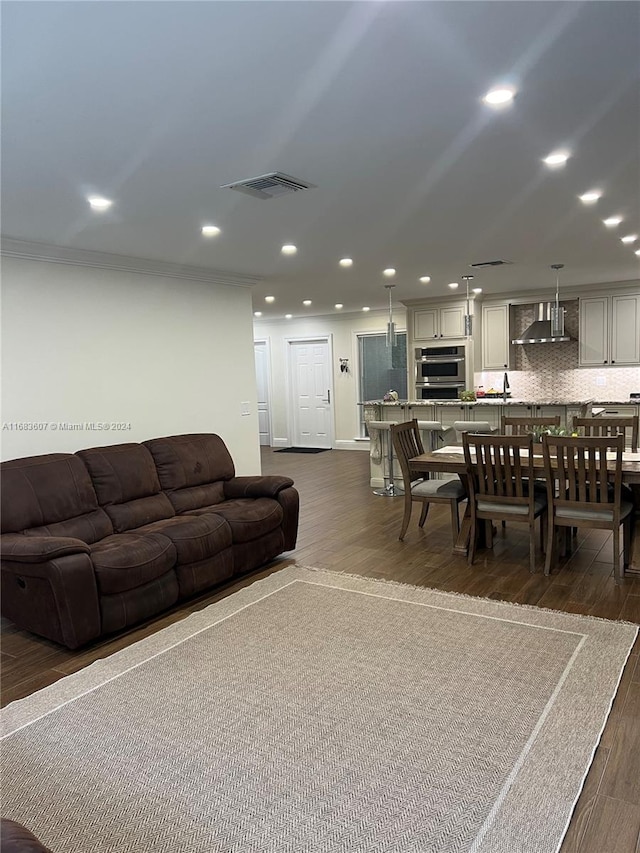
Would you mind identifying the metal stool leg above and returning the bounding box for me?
[372,423,398,497]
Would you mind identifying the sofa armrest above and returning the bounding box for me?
[1,534,90,563]
[1,550,101,648]
[224,475,294,500]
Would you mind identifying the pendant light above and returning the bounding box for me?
[461,275,474,337]
[550,263,565,337]
[385,284,397,347]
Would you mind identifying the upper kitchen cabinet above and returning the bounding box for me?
[414,304,465,340]
[481,303,512,370]
[579,293,640,366]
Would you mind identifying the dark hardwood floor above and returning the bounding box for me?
[2,447,639,852]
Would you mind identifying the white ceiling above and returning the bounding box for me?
[2,1,639,317]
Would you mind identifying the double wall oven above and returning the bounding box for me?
[415,345,466,400]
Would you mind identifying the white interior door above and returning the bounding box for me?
[288,338,332,449]
[254,340,271,446]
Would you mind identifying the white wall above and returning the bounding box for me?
[253,308,406,449]
[1,256,261,472]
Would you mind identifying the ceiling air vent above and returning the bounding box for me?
[469,259,513,268]
[221,172,316,200]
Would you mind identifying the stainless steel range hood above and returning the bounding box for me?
[511,302,571,344]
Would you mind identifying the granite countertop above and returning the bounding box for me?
[361,398,638,407]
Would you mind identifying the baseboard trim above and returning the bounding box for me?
[334,440,369,451]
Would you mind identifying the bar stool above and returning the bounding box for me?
[416,420,447,451]
[368,420,398,496]
[453,420,497,445]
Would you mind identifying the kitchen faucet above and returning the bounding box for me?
[503,371,510,402]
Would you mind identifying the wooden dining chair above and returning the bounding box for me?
[541,434,634,582]
[572,416,639,451]
[390,420,466,543]
[462,433,547,573]
[501,415,561,435]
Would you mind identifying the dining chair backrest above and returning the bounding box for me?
[572,416,638,451]
[391,420,425,484]
[462,433,536,507]
[501,415,561,435]
[541,434,624,511]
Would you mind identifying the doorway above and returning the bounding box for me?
[254,339,272,446]
[287,338,333,449]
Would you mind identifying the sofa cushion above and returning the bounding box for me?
[133,514,232,564]
[90,532,176,595]
[77,444,175,532]
[164,483,227,514]
[23,508,113,544]
[77,444,163,504]
[0,454,105,539]
[144,434,235,490]
[187,498,284,543]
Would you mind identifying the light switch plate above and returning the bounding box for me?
[240,401,250,416]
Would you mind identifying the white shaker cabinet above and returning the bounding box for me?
[414,304,465,340]
[579,294,640,366]
[481,303,511,370]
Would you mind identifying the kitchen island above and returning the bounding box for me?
[363,398,613,489]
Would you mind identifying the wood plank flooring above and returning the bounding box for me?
[2,447,639,852]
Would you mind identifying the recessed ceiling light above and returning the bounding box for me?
[265,296,275,303]
[201,225,221,237]
[87,195,112,211]
[419,276,431,284]
[281,244,297,255]
[543,151,570,167]
[383,268,396,277]
[621,234,638,244]
[302,299,312,306]
[482,87,516,107]
[339,258,353,267]
[362,306,370,312]
[635,249,640,257]
[472,287,483,294]
[448,282,459,289]
[335,303,344,309]
[578,190,602,204]
[285,314,293,319]
[603,216,623,227]
[254,311,262,317]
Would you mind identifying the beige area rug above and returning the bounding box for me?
[2,566,637,853]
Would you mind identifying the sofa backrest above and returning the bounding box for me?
[76,443,175,532]
[144,434,234,514]
[0,453,113,543]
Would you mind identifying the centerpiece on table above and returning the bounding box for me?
[530,425,580,442]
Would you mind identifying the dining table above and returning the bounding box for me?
[409,445,640,573]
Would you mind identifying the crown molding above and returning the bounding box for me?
[0,237,263,288]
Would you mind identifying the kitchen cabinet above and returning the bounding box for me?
[592,405,639,449]
[471,404,502,431]
[579,294,640,366]
[435,404,468,433]
[414,304,465,339]
[481,303,512,370]
[501,404,590,430]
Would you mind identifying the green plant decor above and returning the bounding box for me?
[531,425,582,442]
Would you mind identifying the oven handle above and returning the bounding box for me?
[416,356,466,364]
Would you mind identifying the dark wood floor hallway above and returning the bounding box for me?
[2,447,639,852]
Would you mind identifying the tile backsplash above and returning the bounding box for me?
[476,299,640,401]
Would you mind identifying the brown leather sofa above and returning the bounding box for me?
[1,434,299,648]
